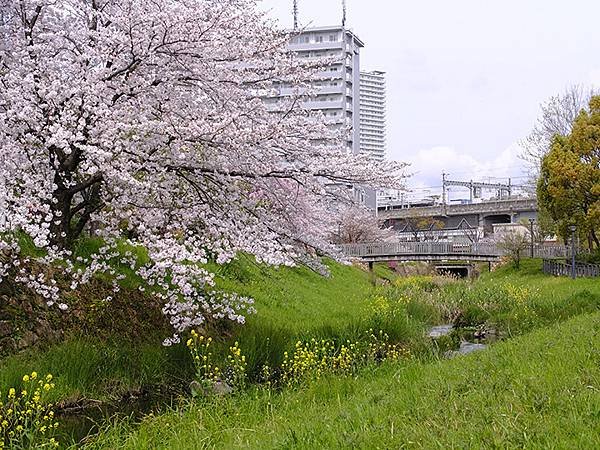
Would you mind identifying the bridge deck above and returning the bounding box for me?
[341,242,570,262]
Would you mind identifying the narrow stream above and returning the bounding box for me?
[55,392,176,446]
[55,327,495,445]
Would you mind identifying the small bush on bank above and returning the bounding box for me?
[576,250,600,264]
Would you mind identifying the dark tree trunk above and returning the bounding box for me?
[591,229,600,251]
[48,146,103,249]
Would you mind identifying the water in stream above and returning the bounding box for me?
[428,325,454,339]
[428,324,490,358]
[55,392,176,446]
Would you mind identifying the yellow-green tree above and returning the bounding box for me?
[538,96,600,249]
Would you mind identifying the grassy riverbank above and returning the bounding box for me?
[84,311,600,449]
[2,258,600,448]
[0,258,387,404]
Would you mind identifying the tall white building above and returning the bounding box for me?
[359,70,386,161]
[287,26,364,154]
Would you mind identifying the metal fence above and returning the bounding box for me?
[542,259,600,278]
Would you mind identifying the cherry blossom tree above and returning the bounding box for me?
[0,0,407,342]
[331,206,396,244]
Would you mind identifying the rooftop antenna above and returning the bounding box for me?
[293,0,298,30]
[342,0,346,27]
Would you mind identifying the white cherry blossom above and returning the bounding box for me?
[0,0,407,341]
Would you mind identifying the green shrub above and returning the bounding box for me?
[576,250,600,264]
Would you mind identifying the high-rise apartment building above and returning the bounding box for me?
[359,70,386,161]
[286,26,364,154]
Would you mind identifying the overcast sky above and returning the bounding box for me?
[260,0,600,198]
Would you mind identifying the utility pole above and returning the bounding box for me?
[443,178,512,201]
[342,0,346,27]
[529,218,535,258]
[293,0,298,30]
[570,225,577,279]
[469,180,473,203]
[442,172,447,205]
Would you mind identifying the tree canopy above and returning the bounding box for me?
[537,96,600,249]
[0,0,407,342]
[521,85,595,171]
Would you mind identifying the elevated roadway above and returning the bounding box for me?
[378,198,537,220]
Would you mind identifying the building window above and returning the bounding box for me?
[329,34,337,42]
[316,35,323,43]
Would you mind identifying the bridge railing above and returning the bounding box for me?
[340,242,571,259]
[340,242,501,257]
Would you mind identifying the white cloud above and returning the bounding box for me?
[404,144,526,200]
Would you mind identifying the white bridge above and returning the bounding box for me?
[340,242,571,262]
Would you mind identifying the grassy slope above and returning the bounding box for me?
[86,311,600,449]
[4,257,600,447]
[209,256,377,333]
[480,258,600,299]
[0,258,381,403]
[82,260,600,448]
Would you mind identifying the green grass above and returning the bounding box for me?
[83,311,600,449]
[377,259,600,338]
[481,258,600,294]
[0,258,394,402]
[4,257,600,404]
[4,256,600,448]
[0,339,191,404]
[200,258,424,379]
[474,259,600,335]
[207,256,380,332]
